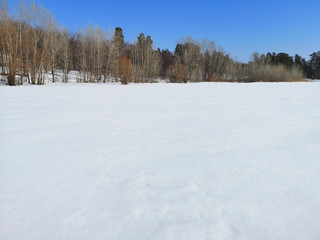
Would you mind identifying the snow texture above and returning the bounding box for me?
[1,82,320,240]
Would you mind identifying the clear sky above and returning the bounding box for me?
[37,0,320,62]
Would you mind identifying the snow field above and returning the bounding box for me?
[1,82,320,240]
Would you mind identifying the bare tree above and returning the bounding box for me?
[0,0,19,85]
[61,28,70,82]
[76,30,87,82]
[95,26,103,81]
[16,0,27,84]
[48,15,62,83]
[25,1,51,84]
[130,33,160,82]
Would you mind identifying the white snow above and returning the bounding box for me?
[1,82,320,240]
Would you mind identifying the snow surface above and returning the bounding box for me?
[1,82,320,240]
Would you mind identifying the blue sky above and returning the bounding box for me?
[38,0,320,62]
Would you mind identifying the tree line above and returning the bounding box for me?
[0,0,318,86]
[251,51,320,80]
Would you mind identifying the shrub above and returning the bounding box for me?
[118,56,133,84]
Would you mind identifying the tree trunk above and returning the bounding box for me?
[8,72,16,86]
[52,66,55,82]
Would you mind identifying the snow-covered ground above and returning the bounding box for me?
[1,82,320,240]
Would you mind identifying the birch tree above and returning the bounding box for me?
[25,1,51,84]
[0,0,18,85]
[61,28,70,82]
[48,15,62,82]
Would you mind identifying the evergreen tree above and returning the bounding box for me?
[309,52,320,79]
[109,27,126,79]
